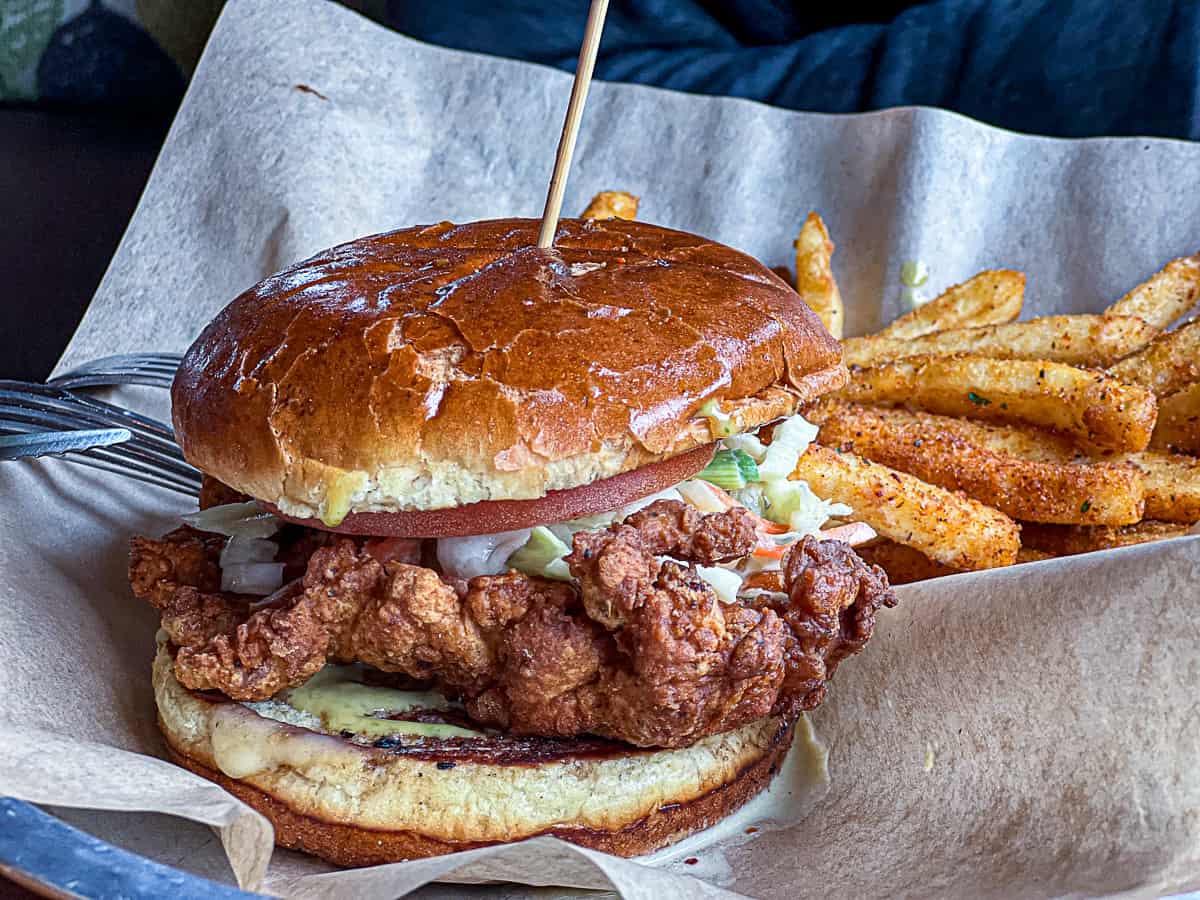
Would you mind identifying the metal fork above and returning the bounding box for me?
[48,352,182,390]
[0,382,200,496]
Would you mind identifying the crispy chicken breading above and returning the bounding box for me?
[129,501,895,748]
[622,499,758,563]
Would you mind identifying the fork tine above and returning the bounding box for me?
[48,371,177,390]
[84,446,202,492]
[0,377,204,496]
[0,405,187,469]
[0,412,189,468]
[0,418,191,482]
[0,384,177,445]
[0,403,181,462]
[47,353,183,391]
[32,450,199,496]
[0,420,201,493]
[55,353,183,375]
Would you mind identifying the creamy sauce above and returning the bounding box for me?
[319,471,366,527]
[643,714,831,885]
[248,664,480,742]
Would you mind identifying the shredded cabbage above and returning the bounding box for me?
[676,480,728,513]
[182,501,279,539]
[436,529,531,580]
[762,478,851,535]
[722,431,767,462]
[729,483,766,516]
[221,562,286,595]
[756,415,820,481]
[220,536,277,568]
[695,565,743,604]
[507,526,572,581]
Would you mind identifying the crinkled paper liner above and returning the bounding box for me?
[3,0,1200,896]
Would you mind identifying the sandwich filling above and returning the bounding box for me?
[130,414,896,750]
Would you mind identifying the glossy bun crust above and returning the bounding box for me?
[154,644,795,865]
[172,218,845,520]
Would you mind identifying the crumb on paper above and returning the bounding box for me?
[294,84,329,101]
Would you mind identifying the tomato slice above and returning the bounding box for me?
[266,443,717,537]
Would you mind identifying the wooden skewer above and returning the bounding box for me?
[536,0,611,249]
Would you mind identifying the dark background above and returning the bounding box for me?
[3,0,1198,382]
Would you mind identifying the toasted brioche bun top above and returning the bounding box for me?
[172,218,846,520]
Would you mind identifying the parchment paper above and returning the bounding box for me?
[3,0,1199,897]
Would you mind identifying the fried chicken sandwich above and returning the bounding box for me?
[130,217,896,865]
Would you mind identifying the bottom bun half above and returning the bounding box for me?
[153,643,794,866]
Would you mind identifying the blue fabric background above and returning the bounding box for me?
[385,0,1200,139]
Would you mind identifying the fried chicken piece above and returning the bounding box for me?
[161,586,264,646]
[623,499,758,563]
[348,563,496,688]
[577,562,792,746]
[569,525,657,629]
[751,537,896,717]
[129,527,223,608]
[133,512,896,747]
[741,569,785,594]
[567,499,757,629]
[150,538,515,700]
[172,540,387,698]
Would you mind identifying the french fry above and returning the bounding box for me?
[854,539,958,584]
[807,401,1144,525]
[1103,252,1200,329]
[839,355,1157,452]
[580,191,639,220]
[1150,382,1200,455]
[876,270,1024,339]
[843,315,1157,368]
[794,213,844,339]
[1108,450,1200,523]
[1019,520,1192,557]
[856,413,1077,461]
[810,396,1198,523]
[790,444,1020,570]
[1108,318,1200,397]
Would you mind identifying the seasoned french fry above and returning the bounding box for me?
[1019,520,1191,557]
[1108,450,1200,523]
[1150,382,1200,455]
[1104,252,1200,329]
[790,444,1020,570]
[809,396,1198,523]
[854,539,959,584]
[580,190,639,220]
[862,413,1077,461]
[807,401,1144,525]
[876,270,1024,339]
[794,212,844,339]
[839,355,1157,452]
[843,315,1157,368]
[1108,318,1200,397]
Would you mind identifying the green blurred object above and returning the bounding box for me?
[0,0,393,103]
[0,0,64,99]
